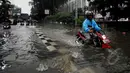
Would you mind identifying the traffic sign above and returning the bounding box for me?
[45,9,49,14]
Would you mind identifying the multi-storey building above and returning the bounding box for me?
[58,0,89,12]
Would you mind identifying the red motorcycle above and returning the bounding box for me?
[76,29,120,65]
[76,29,111,48]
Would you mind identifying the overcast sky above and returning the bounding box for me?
[10,0,31,14]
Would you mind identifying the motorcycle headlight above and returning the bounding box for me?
[102,35,106,39]
[103,40,107,43]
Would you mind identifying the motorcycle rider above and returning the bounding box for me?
[82,11,101,43]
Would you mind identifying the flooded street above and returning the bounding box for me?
[0,25,62,73]
[38,23,130,73]
[0,23,130,73]
[1,0,130,72]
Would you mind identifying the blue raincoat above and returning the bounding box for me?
[82,19,101,33]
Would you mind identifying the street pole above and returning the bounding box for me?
[53,0,54,14]
[75,0,78,27]
[68,0,69,12]
[73,0,78,39]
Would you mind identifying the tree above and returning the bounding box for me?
[0,0,12,22]
[78,8,83,15]
[29,0,68,20]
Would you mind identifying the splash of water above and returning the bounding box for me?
[0,60,11,70]
[107,48,121,65]
[36,63,48,71]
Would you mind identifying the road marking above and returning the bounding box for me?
[44,38,50,40]
[39,36,45,39]
[49,42,57,46]
[46,46,57,52]
[37,33,43,36]
[42,40,48,43]
[36,32,43,34]
[36,28,58,52]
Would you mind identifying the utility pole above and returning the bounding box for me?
[75,0,78,26]
[52,0,55,15]
[68,0,69,12]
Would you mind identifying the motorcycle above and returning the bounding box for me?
[76,29,120,65]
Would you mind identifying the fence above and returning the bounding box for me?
[97,21,130,31]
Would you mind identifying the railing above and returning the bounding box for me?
[97,21,130,31]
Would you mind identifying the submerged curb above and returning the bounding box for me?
[35,28,57,52]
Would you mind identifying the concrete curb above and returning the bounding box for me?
[35,29,58,52]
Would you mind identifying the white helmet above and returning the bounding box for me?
[85,11,93,16]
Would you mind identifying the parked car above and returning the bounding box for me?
[3,22,11,29]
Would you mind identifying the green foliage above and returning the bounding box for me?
[46,12,74,24]
[76,16,85,25]
[46,12,85,25]
[46,15,54,20]
[56,12,70,22]
[79,16,85,22]
[0,0,11,22]
[30,0,68,19]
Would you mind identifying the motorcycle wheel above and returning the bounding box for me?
[92,38,101,47]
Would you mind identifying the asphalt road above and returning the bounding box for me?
[0,23,130,73]
[0,25,62,73]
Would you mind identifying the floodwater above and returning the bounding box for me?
[39,23,130,73]
[0,23,130,73]
[0,25,62,73]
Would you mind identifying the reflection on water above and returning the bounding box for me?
[82,28,130,73]
[3,31,11,38]
[104,29,130,73]
[0,30,12,70]
[106,29,130,57]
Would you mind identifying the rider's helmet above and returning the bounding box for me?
[85,11,94,20]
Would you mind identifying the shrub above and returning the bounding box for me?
[46,12,75,24]
[76,16,85,25]
[54,12,74,24]
[79,16,85,22]
[46,15,55,21]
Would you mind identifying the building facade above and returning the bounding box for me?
[61,0,89,12]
